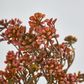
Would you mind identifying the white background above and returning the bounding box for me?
[0,0,84,84]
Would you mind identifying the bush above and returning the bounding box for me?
[0,12,84,84]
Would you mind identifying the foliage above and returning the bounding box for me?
[0,12,84,84]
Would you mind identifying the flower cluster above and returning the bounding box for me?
[42,58,63,81]
[0,12,84,84]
